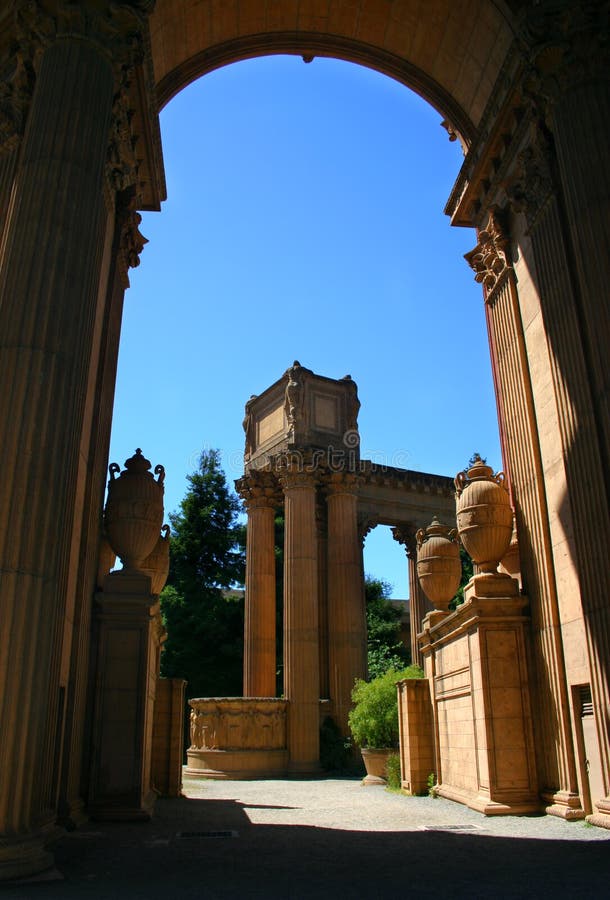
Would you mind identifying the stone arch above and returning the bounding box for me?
[1,0,609,880]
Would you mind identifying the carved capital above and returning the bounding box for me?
[520,1,610,110]
[322,470,360,498]
[391,524,417,559]
[235,471,281,511]
[464,210,511,299]
[357,513,378,545]
[275,454,318,493]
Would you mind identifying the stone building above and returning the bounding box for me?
[0,0,609,880]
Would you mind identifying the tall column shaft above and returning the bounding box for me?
[280,470,320,772]
[407,553,430,670]
[326,479,366,734]
[0,34,115,878]
[243,502,277,697]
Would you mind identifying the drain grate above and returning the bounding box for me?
[418,824,482,832]
[176,830,238,839]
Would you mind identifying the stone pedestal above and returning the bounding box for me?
[397,677,435,796]
[325,475,366,735]
[420,575,539,815]
[152,678,186,798]
[88,573,161,821]
[279,468,320,773]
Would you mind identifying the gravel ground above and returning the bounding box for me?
[4,775,610,900]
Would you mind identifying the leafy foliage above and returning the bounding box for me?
[348,665,423,749]
[365,576,410,678]
[385,753,402,791]
[160,449,246,698]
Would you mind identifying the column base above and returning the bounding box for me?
[543,790,585,820]
[438,783,541,816]
[0,831,55,883]
[88,789,156,822]
[586,797,610,830]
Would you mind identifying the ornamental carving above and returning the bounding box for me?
[520,1,610,106]
[116,189,148,286]
[235,471,281,510]
[391,524,417,560]
[506,127,555,229]
[464,211,511,298]
[358,513,378,545]
[284,360,304,438]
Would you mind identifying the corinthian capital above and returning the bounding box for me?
[235,471,281,511]
[506,126,555,230]
[464,210,511,298]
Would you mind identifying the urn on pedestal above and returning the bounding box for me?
[104,448,165,574]
[415,517,462,612]
[454,456,513,574]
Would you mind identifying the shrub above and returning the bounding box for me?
[348,665,424,749]
[385,753,402,791]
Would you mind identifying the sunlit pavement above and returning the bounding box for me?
[5,776,610,899]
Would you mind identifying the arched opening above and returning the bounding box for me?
[109,55,501,525]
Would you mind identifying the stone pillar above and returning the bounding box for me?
[465,212,585,820]
[325,473,366,735]
[519,6,610,825]
[277,461,320,772]
[236,472,279,698]
[57,190,147,827]
[0,7,136,879]
[393,526,432,670]
[88,572,162,820]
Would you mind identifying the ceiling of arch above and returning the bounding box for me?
[150,0,518,145]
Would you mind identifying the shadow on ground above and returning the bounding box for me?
[3,793,609,899]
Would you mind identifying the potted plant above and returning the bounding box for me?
[348,665,423,785]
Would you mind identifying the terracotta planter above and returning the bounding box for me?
[416,517,461,611]
[455,456,513,573]
[142,524,171,595]
[104,448,165,573]
[360,747,392,786]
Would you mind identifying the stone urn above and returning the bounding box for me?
[455,456,513,573]
[104,448,165,573]
[142,524,171,595]
[96,533,116,589]
[416,517,462,612]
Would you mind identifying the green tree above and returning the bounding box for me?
[365,576,410,678]
[160,449,246,697]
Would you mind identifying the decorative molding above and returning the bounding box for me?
[505,126,555,230]
[519,0,610,107]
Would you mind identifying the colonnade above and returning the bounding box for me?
[237,460,368,770]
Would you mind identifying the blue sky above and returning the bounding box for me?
[109,55,500,598]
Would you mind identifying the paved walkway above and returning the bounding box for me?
[5,776,610,899]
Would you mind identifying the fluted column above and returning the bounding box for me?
[316,498,330,700]
[277,462,320,772]
[466,211,584,819]
[524,13,610,824]
[0,6,141,880]
[236,473,279,698]
[325,473,366,735]
[392,526,432,670]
